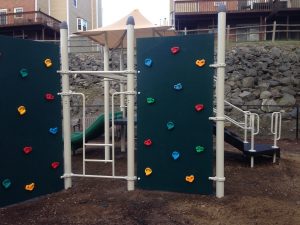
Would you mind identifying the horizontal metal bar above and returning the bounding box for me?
[84,143,113,147]
[84,159,113,163]
[66,173,128,180]
[57,70,135,75]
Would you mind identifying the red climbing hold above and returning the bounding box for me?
[51,162,60,169]
[171,47,180,54]
[45,93,55,101]
[195,104,204,112]
[23,146,32,154]
[144,139,152,146]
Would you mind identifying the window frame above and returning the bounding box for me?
[0,9,8,25]
[73,0,78,8]
[14,7,23,18]
[77,17,88,31]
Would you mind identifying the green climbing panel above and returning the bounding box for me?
[137,35,214,194]
[0,35,63,207]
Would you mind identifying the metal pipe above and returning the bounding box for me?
[63,173,128,180]
[120,50,126,152]
[60,22,72,189]
[104,35,110,161]
[126,16,136,191]
[215,5,226,198]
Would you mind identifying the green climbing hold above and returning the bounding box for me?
[2,179,11,189]
[20,68,28,78]
[195,146,205,153]
[147,97,155,104]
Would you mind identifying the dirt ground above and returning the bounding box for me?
[0,139,299,225]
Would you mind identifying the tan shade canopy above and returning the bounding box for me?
[75,9,175,49]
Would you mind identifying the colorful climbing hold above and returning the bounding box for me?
[44,58,52,68]
[174,83,183,90]
[23,146,33,154]
[195,146,205,153]
[195,59,206,67]
[51,162,60,169]
[144,58,153,67]
[185,175,195,183]
[45,93,55,101]
[166,121,175,130]
[171,151,180,160]
[17,106,26,115]
[145,167,152,176]
[195,104,204,112]
[144,139,152,146]
[2,179,11,189]
[171,46,180,54]
[19,68,28,78]
[49,127,58,135]
[146,97,155,104]
[25,182,35,191]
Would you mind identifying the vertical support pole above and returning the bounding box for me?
[215,5,226,198]
[226,25,230,47]
[119,49,126,152]
[126,16,135,191]
[104,35,110,161]
[60,22,72,189]
[184,27,187,36]
[272,21,276,42]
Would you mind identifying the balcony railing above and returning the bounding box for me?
[173,0,300,14]
[0,11,60,30]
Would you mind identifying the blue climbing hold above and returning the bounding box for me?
[2,179,11,189]
[167,121,175,130]
[172,151,180,160]
[174,83,183,90]
[49,127,58,134]
[144,58,153,67]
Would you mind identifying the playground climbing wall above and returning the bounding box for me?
[137,35,214,194]
[0,36,63,207]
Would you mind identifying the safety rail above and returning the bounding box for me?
[271,112,282,148]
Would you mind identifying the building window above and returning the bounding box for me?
[77,18,87,31]
[0,9,7,25]
[14,7,23,18]
[73,0,78,8]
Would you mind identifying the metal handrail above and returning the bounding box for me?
[271,112,282,148]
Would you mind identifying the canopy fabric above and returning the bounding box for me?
[75,9,175,49]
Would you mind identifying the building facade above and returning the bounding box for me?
[0,0,102,40]
[170,0,300,41]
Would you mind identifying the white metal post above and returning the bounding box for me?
[215,5,226,198]
[60,22,72,189]
[126,16,135,191]
[104,35,111,161]
[120,49,126,152]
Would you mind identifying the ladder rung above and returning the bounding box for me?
[84,143,113,147]
[85,159,113,163]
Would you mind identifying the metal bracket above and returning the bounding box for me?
[209,176,226,182]
[57,91,73,96]
[209,63,226,68]
[126,91,136,95]
[209,116,225,121]
[126,176,137,181]
[60,173,74,179]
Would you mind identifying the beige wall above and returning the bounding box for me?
[37,0,49,14]
[50,0,67,21]
[68,0,92,34]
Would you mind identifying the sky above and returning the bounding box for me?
[102,0,170,26]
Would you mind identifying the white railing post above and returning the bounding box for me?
[119,49,126,153]
[104,35,111,161]
[244,112,250,143]
[60,21,72,189]
[271,112,282,149]
[126,16,136,191]
[272,21,277,42]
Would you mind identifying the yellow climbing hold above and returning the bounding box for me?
[145,167,152,176]
[185,175,195,183]
[44,58,52,68]
[17,106,26,115]
[195,59,206,67]
[25,182,35,191]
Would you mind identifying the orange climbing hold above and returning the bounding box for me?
[44,58,52,68]
[145,167,152,176]
[195,59,206,67]
[17,106,26,115]
[185,175,195,183]
[25,182,35,191]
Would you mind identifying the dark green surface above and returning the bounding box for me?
[137,35,214,194]
[0,35,64,207]
[71,111,123,150]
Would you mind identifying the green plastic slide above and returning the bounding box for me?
[71,111,123,150]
